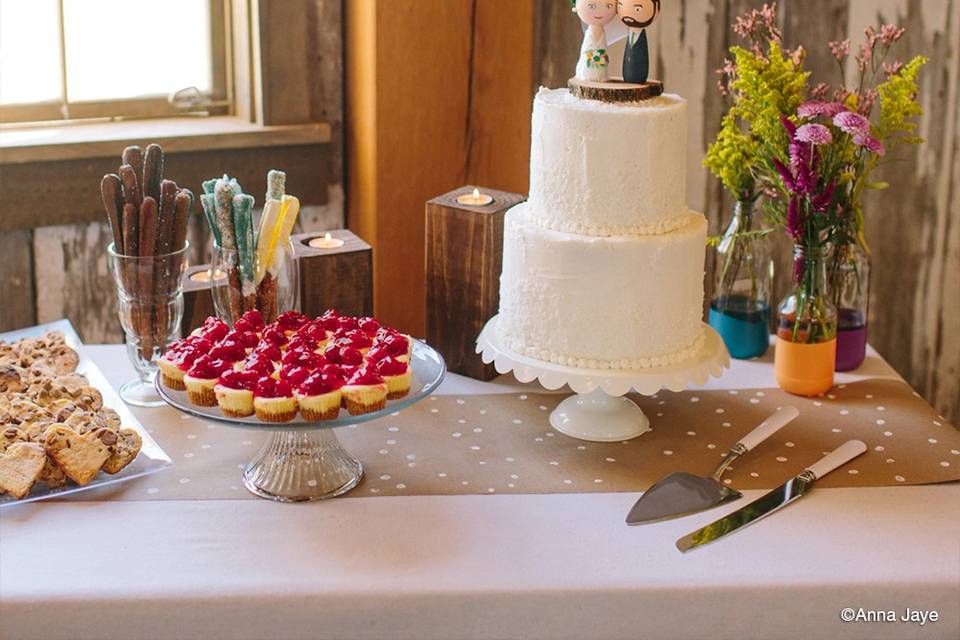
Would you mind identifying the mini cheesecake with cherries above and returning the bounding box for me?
[184,355,232,406]
[253,377,298,422]
[296,371,345,421]
[158,336,211,390]
[376,356,412,399]
[341,366,388,415]
[214,369,260,417]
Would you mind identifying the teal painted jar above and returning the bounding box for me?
[708,200,774,359]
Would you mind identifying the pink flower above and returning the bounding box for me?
[829,39,850,61]
[879,24,905,45]
[809,83,829,101]
[795,123,833,145]
[853,133,886,156]
[833,111,870,135]
[883,61,904,77]
[798,101,845,119]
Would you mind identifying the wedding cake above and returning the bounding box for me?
[496,88,707,369]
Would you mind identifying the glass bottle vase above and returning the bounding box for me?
[774,244,837,396]
[707,200,774,359]
[829,241,870,371]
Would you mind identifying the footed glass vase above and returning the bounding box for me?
[829,241,870,371]
[774,245,837,397]
[708,200,774,359]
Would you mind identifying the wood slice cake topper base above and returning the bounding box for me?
[568,78,664,103]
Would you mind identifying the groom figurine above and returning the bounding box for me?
[618,0,660,84]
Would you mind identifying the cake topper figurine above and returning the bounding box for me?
[618,0,659,84]
[572,0,617,82]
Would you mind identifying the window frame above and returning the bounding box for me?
[0,0,230,126]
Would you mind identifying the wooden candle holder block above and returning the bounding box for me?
[181,264,216,336]
[426,185,525,381]
[292,229,373,319]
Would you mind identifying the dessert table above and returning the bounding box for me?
[1,342,957,640]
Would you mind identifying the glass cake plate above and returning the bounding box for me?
[0,320,173,508]
[156,339,446,501]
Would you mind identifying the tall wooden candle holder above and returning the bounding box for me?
[178,229,373,336]
[426,186,525,381]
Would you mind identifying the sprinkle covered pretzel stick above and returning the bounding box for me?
[100,174,124,251]
[232,193,257,312]
[214,177,243,320]
[137,197,159,360]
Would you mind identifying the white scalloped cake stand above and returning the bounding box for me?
[476,316,730,442]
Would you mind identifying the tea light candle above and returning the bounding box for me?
[456,188,494,207]
[308,232,345,249]
[189,268,225,283]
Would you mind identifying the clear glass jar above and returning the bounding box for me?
[211,238,299,325]
[107,241,189,407]
[774,244,837,396]
[708,200,774,359]
[829,241,870,371]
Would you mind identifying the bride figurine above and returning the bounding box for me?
[573,0,617,82]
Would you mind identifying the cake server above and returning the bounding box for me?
[625,405,800,525]
[676,439,867,552]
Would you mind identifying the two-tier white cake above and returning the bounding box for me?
[496,88,707,369]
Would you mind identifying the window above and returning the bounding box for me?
[0,0,229,125]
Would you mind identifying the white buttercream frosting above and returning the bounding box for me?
[497,204,707,368]
[528,88,689,236]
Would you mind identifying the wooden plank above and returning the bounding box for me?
[466,0,536,194]
[0,144,332,232]
[0,229,36,331]
[256,0,314,125]
[0,118,331,165]
[32,222,122,343]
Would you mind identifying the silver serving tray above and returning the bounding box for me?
[155,338,446,430]
[0,319,173,507]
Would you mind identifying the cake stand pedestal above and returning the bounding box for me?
[476,316,729,442]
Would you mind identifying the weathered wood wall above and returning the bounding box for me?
[0,0,344,343]
[537,0,959,422]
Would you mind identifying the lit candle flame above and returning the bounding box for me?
[472,188,481,200]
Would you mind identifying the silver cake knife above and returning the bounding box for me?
[676,440,867,552]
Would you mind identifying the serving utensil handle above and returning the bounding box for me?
[737,405,799,452]
[806,440,867,480]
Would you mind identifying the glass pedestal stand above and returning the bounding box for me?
[156,340,446,502]
[477,316,730,442]
[242,428,363,501]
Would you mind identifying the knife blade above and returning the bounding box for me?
[676,440,867,552]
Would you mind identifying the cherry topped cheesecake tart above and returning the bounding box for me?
[342,366,388,415]
[253,377,297,422]
[215,369,260,417]
[296,371,345,421]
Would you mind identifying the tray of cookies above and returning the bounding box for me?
[1,320,172,506]
[154,309,446,429]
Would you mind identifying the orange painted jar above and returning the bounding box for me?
[774,338,836,396]
[774,245,837,397]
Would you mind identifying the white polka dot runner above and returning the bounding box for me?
[64,379,959,501]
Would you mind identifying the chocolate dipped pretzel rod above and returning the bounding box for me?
[213,177,244,320]
[152,179,179,348]
[137,197,159,360]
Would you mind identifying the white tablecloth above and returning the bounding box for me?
[1,344,957,640]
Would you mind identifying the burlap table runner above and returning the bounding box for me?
[65,378,959,502]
